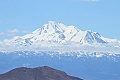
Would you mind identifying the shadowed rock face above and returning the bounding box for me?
[0,66,83,80]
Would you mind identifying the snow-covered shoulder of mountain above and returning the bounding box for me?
[0,21,120,54]
[11,21,120,45]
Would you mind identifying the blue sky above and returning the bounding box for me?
[0,0,120,40]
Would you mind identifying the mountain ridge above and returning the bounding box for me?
[0,66,83,80]
[10,21,109,44]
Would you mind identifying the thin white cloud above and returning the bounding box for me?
[80,0,99,2]
[7,34,16,37]
[0,29,30,38]
[8,29,19,33]
[7,29,20,37]
[0,32,4,36]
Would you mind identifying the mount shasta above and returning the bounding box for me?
[0,21,120,55]
[0,21,120,80]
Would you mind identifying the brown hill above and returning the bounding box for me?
[0,66,83,80]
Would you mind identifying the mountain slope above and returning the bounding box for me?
[0,66,82,80]
[12,21,108,45]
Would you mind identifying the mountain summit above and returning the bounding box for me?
[12,21,107,45]
[1,21,120,52]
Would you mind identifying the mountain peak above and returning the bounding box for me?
[1,21,120,52]
[44,21,58,27]
[44,21,66,28]
[13,21,108,45]
[47,21,57,24]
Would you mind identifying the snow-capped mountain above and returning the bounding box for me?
[0,21,120,53]
[0,21,120,80]
[10,21,109,45]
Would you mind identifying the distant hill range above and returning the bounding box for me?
[0,66,83,80]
